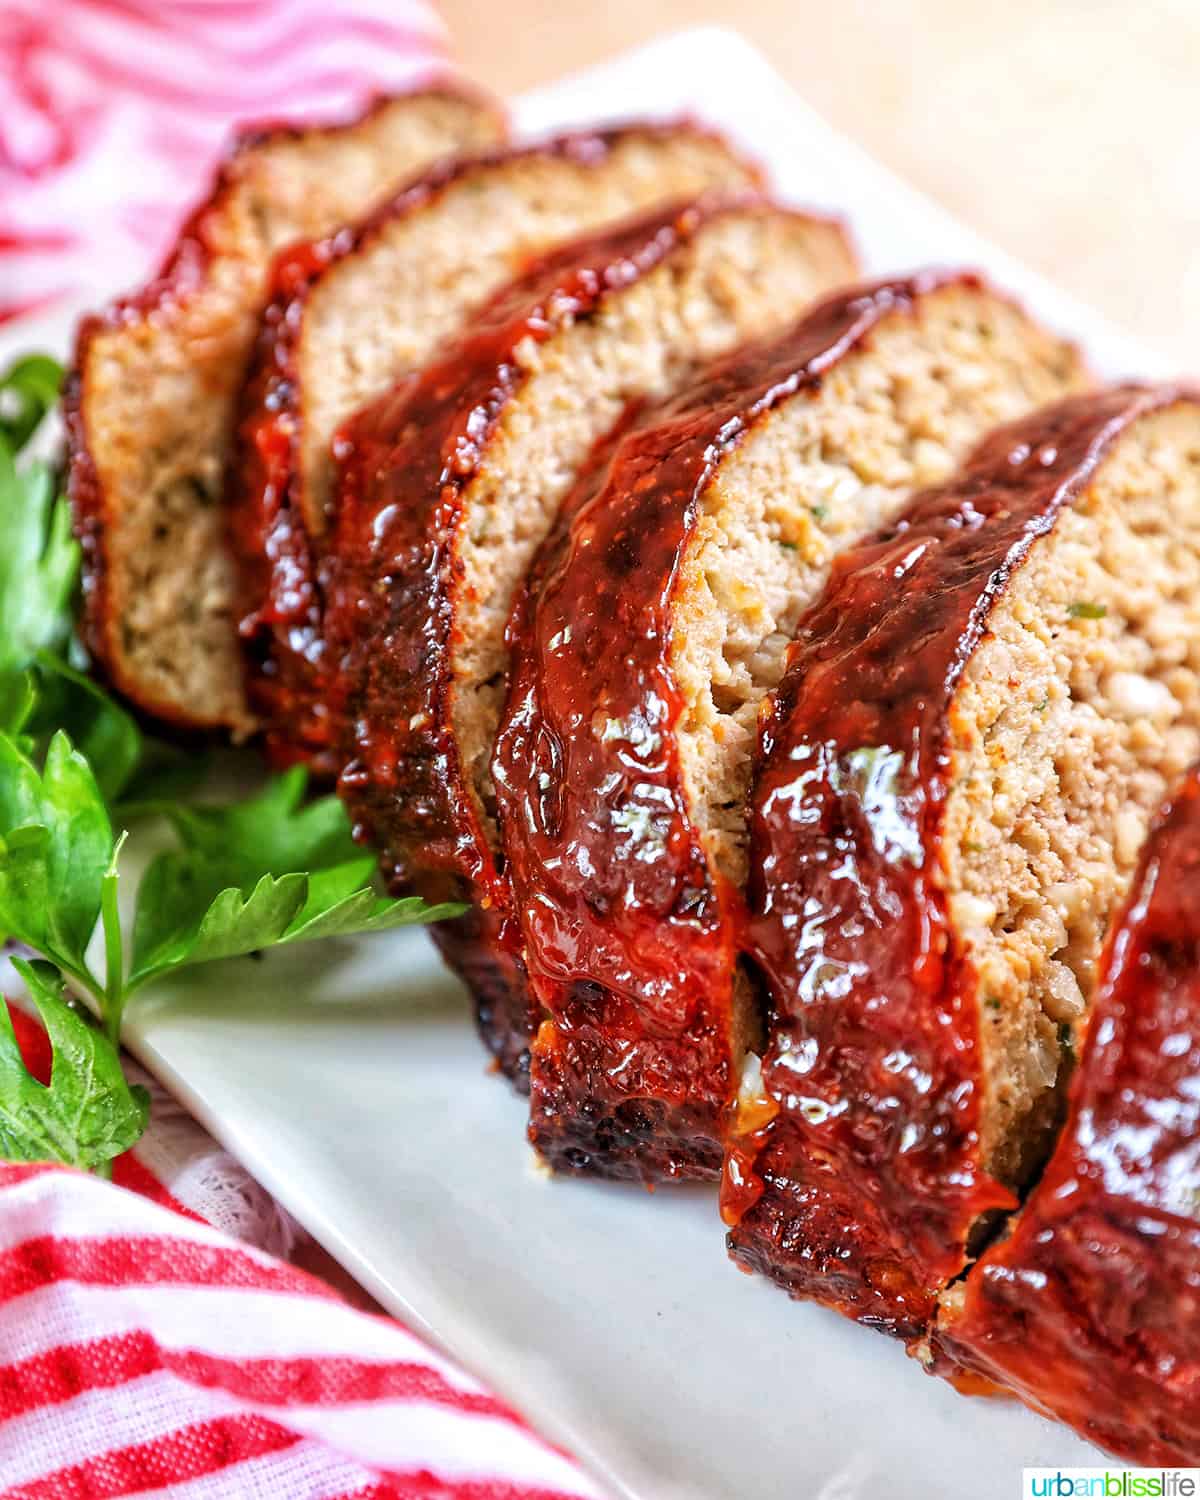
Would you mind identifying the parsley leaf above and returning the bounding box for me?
[0,731,112,984]
[0,669,37,742]
[129,849,464,989]
[130,862,309,984]
[0,365,87,742]
[0,959,148,1172]
[284,860,463,942]
[26,653,143,803]
[116,739,210,813]
[127,767,466,985]
[162,766,359,878]
[0,447,78,682]
[0,354,63,454]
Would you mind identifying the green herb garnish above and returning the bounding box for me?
[0,437,77,705]
[0,353,464,1175]
[0,354,64,453]
[1067,601,1107,621]
[0,960,148,1171]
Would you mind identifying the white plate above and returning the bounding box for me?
[2,28,1176,1499]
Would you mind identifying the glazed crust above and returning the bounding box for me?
[229,238,340,768]
[228,125,764,774]
[934,761,1200,1463]
[495,274,990,1183]
[724,384,1190,1336]
[67,86,501,737]
[323,200,765,1083]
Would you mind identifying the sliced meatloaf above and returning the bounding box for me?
[495,273,1086,1182]
[727,386,1200,1336]
[933,756,1200,1466]
[66,88,502,737]
[231,124,767,772]
[322,197,857,1083]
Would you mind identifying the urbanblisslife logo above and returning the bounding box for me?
[1023,1472,1200,1498]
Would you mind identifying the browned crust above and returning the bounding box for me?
[228,122,774,772]
[494,273,1007,1184]
[66,82,504,736]
[726,383,1194,1337]
[431,907,536,1090]
[931,758,1200,1464]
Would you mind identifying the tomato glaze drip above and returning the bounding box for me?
[932,758,1200,1464]
[493,274,979,1182]
[729,384,1182,1338]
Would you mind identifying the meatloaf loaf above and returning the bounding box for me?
[230,125,767,772]
[495,273,1086,1182]
[933,756,1200,1466]
[727,385,1200,1336]
[322,197,856,1083]
[66,88,502,737]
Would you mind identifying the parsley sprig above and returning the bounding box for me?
[0,354,463,1175]
[0,959,149,1170]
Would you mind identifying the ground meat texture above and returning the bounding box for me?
[66,88,502,736]
[930,756,1200,1466]
[230,125,766,773]
[727,386,1200,1337]
[322,197,856,1084]
[496,273,1085,1183]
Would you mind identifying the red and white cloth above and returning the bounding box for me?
[0,1012,603,1499]
[0,1161,599,1499]
[0,4,603,1495]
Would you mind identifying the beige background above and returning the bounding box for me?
[441,0,1198,369]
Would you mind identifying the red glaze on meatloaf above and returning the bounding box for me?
[323,196,854,1081]
[229,126,763,775]
[726,385,1194,1336]
[932,762,1200,1464]
[495,272,1075,1184]
[324,201,748,886]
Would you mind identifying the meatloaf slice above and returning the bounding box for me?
[66,88,502,737]
[933,755,1200,1466]
[495,273,1086,1183]
[727,386,1200,1336]
[231,124,767,772]
[323,197,856,1084]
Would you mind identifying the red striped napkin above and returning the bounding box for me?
[0,3,604,1494]
[0,1160,600,1499]
[0,1009,602,1499]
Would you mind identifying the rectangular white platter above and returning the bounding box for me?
[1,27,1180,1500]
